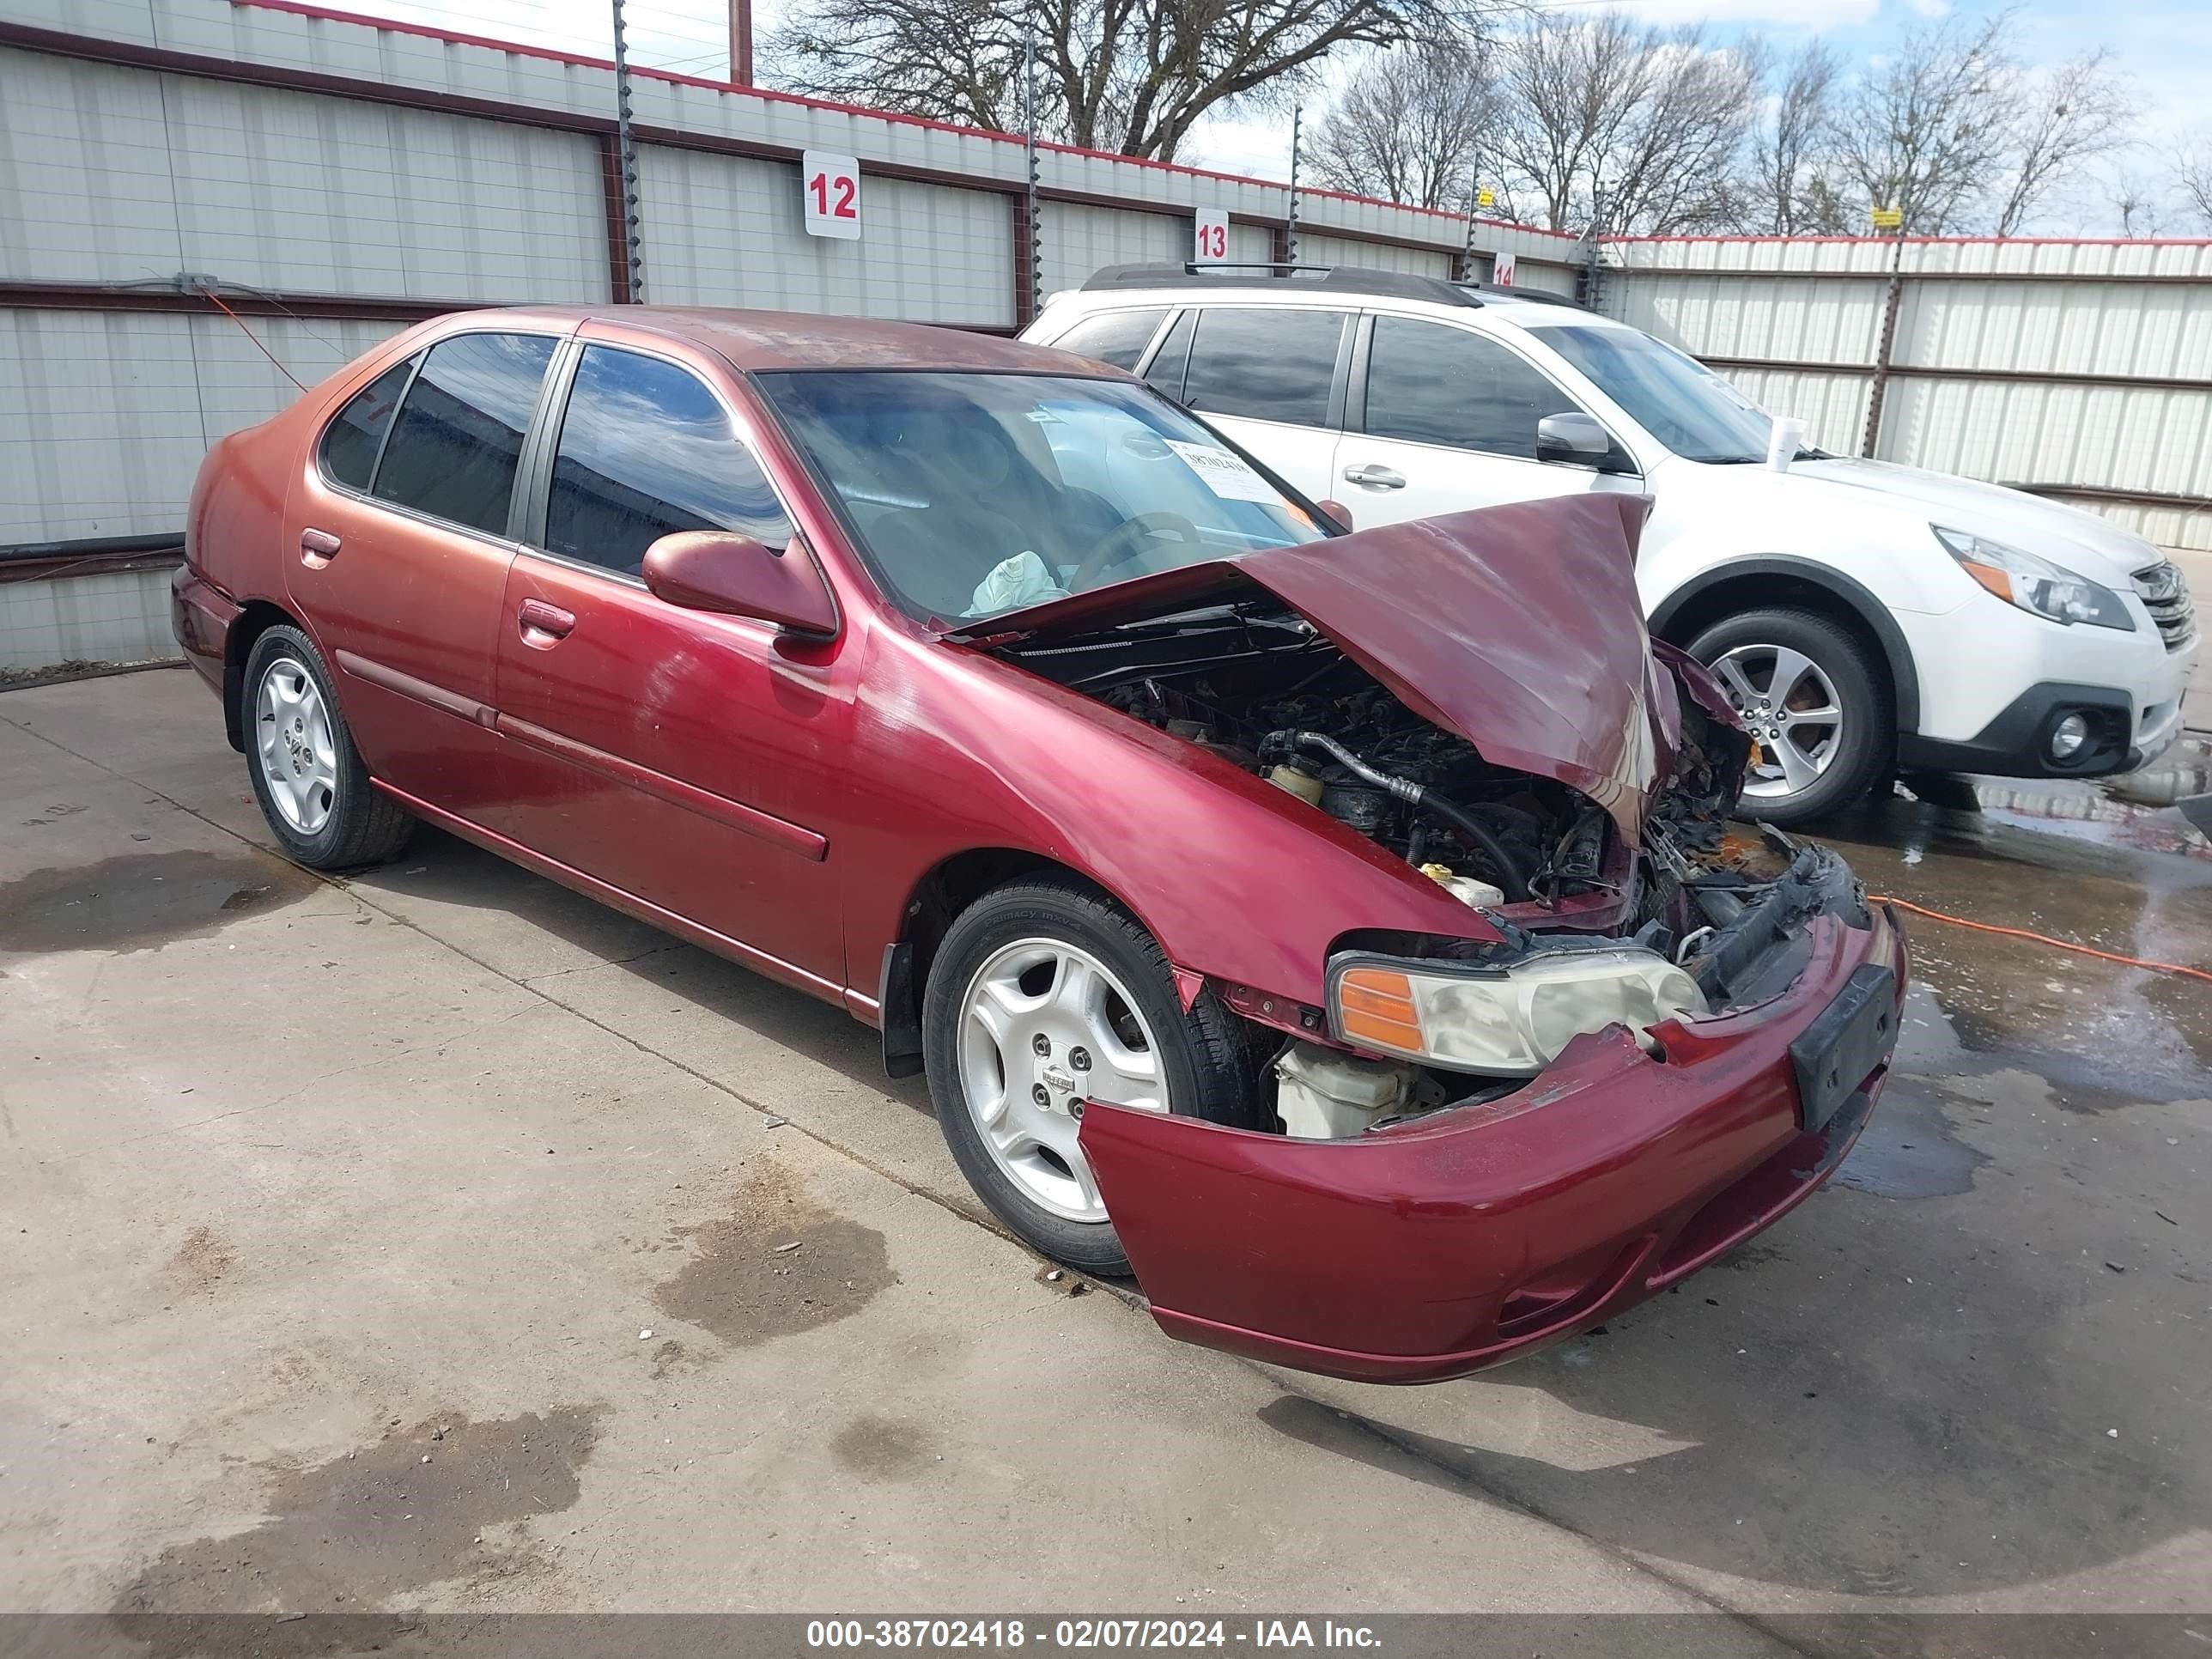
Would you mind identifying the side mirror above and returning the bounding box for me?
[641,530,839,637]
[1535,412,1626,472]
[1316,498,1353,533]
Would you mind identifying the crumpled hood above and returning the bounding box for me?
[1243,495,1665,836]
[964,493,1668,836]
[1786,458,2162,584]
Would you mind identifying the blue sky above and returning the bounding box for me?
[346,0,2209,232]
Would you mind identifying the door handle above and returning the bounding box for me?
[517,599,576,648]
[300,527,342,562]
[1341,464,1407,490]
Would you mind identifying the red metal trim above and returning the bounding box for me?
[1698,353,2212,394]
[0,547,184,582]
[2008,483,2212,514]
[1606,231,2212,248]
[0,280,471,322]
[1610,264,2212,286]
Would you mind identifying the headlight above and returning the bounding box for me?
[1933,526,2134,630]
[1329,947,1709,1077]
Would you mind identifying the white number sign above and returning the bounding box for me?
[802,150,861,240]
[1194,207,1230,264]
[1492,251,1516,287]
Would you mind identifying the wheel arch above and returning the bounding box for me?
[876,848,1136,1079]
[1648,559,1920,735]
[222,599,306,751]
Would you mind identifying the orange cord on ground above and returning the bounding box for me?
[1874,895,2212,986]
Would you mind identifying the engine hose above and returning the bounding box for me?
[1285,731,1534,902]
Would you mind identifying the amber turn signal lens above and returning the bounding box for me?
[1334,966,1425,1054]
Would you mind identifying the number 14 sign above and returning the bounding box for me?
[802,150,862,240]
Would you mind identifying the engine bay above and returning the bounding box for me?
[994,600,1863,1142]
[1002,604,1615,908]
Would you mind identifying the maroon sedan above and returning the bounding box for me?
[173,307,1905,1383]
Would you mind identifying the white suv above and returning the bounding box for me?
[1024,265,2197,823]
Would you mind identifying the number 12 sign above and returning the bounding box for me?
[802,150,862,240]
[1194,207,1229,264]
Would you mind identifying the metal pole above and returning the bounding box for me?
[1022,21,1040,321]
[611,0,646,302]
[727,0,752,84]
[1861,225,1907,459]
[1461,164,1480,281]
[1285,105,1301,266]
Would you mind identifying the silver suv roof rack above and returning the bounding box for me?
[1079,262,1591,312]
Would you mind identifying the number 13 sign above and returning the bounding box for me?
[802,150,862,240]
[1194,207,1229,263]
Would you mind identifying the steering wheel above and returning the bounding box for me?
[1068,512,1201,592]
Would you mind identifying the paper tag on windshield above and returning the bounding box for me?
[1164,441,1279,504]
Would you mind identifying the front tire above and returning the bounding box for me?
[1685,607,1891,827]
[921,878,1261,1274]
[241,624,413,870]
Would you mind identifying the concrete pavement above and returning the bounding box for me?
[2,668,2207,1649]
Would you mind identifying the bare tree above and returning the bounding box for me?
[1483,12,1759,234]
[2174,131,2212,230]
[1830,13,2021,234]
[767,0,1498,162]
[2108,168,2173,237]
[1993,50,2132,236]
[1743,41,1849,234]
[1308,40,1498,210]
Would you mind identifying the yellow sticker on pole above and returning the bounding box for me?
[1476,186,1495,209]
[1870,206,1903,229]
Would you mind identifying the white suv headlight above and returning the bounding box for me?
[1329,947,1709,1077]
[1934,526,2134,630]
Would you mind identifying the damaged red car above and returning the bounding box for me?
[173,308,1906,1384]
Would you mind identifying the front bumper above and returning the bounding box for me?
[1898,678,2186,778]
[1080,902,1906,1385]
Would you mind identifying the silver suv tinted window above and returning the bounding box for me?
[1182,307,1347,426]
[1051,308,1169,372]
[1363,317,1579,459]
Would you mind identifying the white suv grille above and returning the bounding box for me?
[2132,562,2197,653]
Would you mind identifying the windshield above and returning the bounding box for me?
[1534,325,1778,464]
[754,370,1324,623]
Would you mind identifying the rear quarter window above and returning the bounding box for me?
[318,360,413,491]
[1048,308,1169,371]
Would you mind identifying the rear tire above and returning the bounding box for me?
[922,878,1262,1275]
[241,624,413,870]
[1686,607,1891,828]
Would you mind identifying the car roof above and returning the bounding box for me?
[446,305,1119,376]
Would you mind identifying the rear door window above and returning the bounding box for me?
[1182,307,1347,427]
[1049,308,1169,372]
[1362,317,1579,459]
[319,360,413,491]
[371,332,557,536]
[543,344,793,577]
[1142,310,1195,398]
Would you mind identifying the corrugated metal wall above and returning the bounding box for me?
[0,0,1580,574]
[1602,237,2212,551]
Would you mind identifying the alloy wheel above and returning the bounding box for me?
[256,657,339,836]
[1709,642,1846,802]
[954,938,1166,1224]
